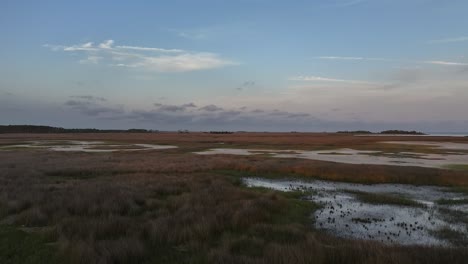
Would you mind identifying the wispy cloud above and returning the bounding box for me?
[154,103,197,112]
[289,75,379,85]
[116,45,185,53]
[44,40,235,72]
[316,56,468,67]
[429,36,468,44]
[199,104,224,112]
[236,81,255,91]
[424,60,468,66]
[165,28,208,40]
[64,97,123,117]
[317,56,391,62]
[70,95,107,102]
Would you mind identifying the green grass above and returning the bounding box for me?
[431,227,468,247]
[232,184,318,225]
[444,187,468,195]
[438,208,468,225]
[269,191,318,225]
[215,169,306,180]
[0,225,59,264]
[443,164,468,171]
[437,198,468,205]
[346,190,423,207]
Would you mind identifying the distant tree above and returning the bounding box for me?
[379,130,425,135]
[0,125,151,134]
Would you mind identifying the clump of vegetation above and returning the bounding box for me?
[380,130,426,135]
[336,130,426,135]
[346,190,423,207]
[444,164,468,171]
[337,130,372,134]
[0,225,58,264]
[437,198,468,205]
[431,227,468,247]
[208,131,234,134]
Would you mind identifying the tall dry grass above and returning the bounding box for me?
[0,136,467,263]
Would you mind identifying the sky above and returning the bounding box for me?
[1,0,468,132]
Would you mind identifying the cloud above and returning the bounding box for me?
[87,99,317,129]
[154,103,197,112]
[116,45,184,53]
[44,42,97,52]
[429,36,468,44]
[316,56,468,67]
[236,81,255,91]
[424,61,468,66]
[251,109,264,113]
[182,103,197,108]
[99,39,114,49]
[79,56,102,64]
[199,104,224,112]
[64,96,122,117]
[132,52,234,72]
[166,28,208,40]
[44,40,235,72]
[289,75,380,85]
[153,102,198,112]
[70,95,107,101]
[65,100,90,106]
[269,110,291,116]
[287,113,311,118]
[158,105,186,112]
[316,56,392,62]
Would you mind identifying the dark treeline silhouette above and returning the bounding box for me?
[338,130,425,135]
[380,130,426,135]
[208,131,234,134]
[337,130,373,134]
[0,125,153,134]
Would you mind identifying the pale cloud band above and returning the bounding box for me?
[317,56,468,66]
[425,60,468,66]
[317,56,391,61]
[289,75,381,85]
[44,40,236,72]
[428,36,468,44]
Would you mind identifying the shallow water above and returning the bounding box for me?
[0,140,177,152]
[382,141,468,151]
[244,178,468,246]
[194,141,468,168]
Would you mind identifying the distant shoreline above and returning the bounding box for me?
[0,125,466,136]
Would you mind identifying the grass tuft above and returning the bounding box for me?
[346,190,423,207]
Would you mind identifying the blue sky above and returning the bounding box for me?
[1,0,468,131]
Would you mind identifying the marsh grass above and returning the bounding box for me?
[1,135,468,263]
[444,164,468,171]
[44,169,135,179]
[438,208,468,226]
[431,227,468,247]
[437,198,468,205]
[345,190,424,207]
[0,225,59,264]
